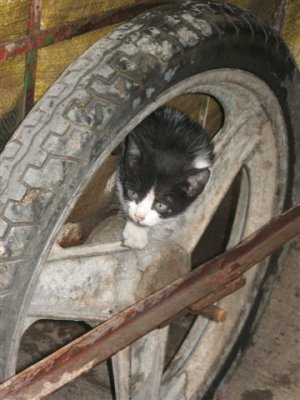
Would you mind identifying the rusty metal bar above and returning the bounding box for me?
[24,0,41,113]
[189,276,247,312]
[0,204,299,400]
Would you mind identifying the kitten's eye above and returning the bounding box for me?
[154,202,168,213]
[127,189,139,201]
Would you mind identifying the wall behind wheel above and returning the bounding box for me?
[0,0,299,152]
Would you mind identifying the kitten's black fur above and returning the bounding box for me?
[118,106,214,220]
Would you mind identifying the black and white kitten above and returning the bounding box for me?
[117,106,214,249]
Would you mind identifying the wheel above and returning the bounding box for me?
[0,2,299,398]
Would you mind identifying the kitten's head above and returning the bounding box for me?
[118,107,214,227]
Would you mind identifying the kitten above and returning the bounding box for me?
[117,106,214,249]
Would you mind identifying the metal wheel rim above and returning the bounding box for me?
[17,69,289,399]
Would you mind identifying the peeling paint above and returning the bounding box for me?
[181,14,213,37]
[4,42,17,53]
[132,97,141,109]
[20,189,40,206]
[146,87,155,98]
[40,360,96,397]
[164,66,179,82]
[165,15,181,25]
[177,26,199,47]
[161,40,174,57]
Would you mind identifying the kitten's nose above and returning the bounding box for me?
[135,214,145,222]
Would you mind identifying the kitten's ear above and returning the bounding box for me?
[184,169,210,197]
[125,135,141,167]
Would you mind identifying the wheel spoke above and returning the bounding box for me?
[161,168,251,395]
[29,240,190,328]
[112,347,130,400]
[161,317,209,398]
[28,242,128,322]
[112,328,169,400]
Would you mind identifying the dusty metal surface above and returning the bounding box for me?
[28,239,190,322]
[0,204,299,400]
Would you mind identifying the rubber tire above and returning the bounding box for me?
[0,1,299,393]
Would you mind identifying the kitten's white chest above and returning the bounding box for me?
[122,221,149,249]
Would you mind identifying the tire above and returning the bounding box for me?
[0,1,299,397]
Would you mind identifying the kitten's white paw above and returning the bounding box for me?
[122,221,148,249]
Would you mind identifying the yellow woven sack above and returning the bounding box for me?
[41,0,135,30]
[35,24,120,101]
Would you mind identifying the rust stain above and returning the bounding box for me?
[20,189,40,206]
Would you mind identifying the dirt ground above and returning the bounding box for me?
[217,236,300,400]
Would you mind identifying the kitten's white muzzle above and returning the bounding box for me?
[128,187,160,226]
[134,213,146,223]
[129,206,160,226]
